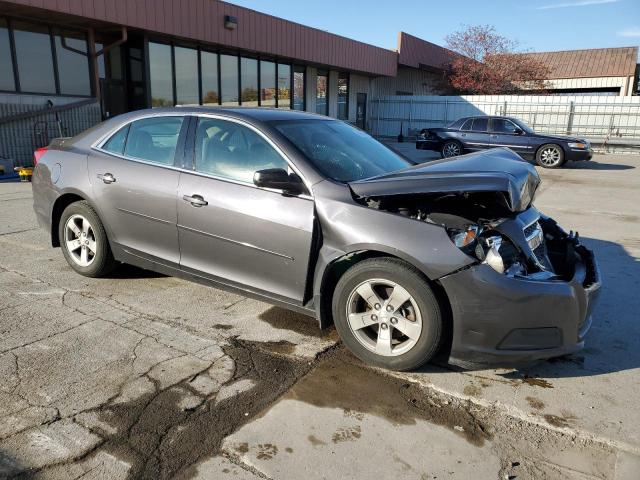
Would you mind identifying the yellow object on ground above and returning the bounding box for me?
[14,166,33,182]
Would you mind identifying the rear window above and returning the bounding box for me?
[447,118,466,130]
[461,119,474,131]
[471,118,488,132]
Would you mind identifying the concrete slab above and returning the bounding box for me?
[222,356,501,479]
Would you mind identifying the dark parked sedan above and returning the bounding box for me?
[32,108,600,371]
[416,115,593,168]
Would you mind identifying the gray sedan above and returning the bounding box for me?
[32,108,601,371]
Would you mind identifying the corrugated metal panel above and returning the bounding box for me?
[518,47,638,79]
[3,0,399,76]
[370,94,640,140]
[397,32,458,71]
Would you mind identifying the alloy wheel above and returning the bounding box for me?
[443,142,461,157]
[346,278,423,357]
[539,146,562,167]
[64,214,97,267]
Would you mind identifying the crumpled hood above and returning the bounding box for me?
[349,147,540,212]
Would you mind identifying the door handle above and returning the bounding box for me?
[490,135,498,139]
[460,133,467,137]
[98,172,116,184]
[183,194,208,207]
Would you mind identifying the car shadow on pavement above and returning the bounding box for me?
[105,263,166,279]
[489,237,638,379]
[564,159,635,171]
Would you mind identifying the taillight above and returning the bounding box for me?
[33,147,48,166]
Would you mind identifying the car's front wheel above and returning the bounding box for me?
[536,144,565,168]
[59,201,117,277]
[441,140,462,158]
[332,257,442,371]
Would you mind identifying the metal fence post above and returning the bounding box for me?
[444,98,448,125]
[408,98,413,135]
[567,101,575,135]
[503,100,508,116]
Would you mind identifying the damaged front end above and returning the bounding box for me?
[353,188,601,366]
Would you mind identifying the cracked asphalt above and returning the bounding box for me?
[1,153,639,479]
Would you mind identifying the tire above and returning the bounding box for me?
[58,200,116,277]
[441,140,463,158]
[536,143,564,168]
[332,257,442,371]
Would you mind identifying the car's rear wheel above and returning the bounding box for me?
[332,257,442,371]
[441,140,462,158]
[536,144,564,168]
[59,201,116,277]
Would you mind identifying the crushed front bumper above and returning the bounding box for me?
[439,241,601,366]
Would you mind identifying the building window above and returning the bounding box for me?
[12,21,56,94]
[260,60,276,107]
[240,57,258,106]
[54,29,91,96]
[277,63,291,109]
[316,70,328,115]
[174,46,198,105]
[220,54,239,105]
[149,42,174,107]
[293,66,305,111]
[337,72,349,120]
[201,50,219,105]
[0,19,15,91]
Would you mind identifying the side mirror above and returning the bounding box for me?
[514,127,524,135]
[253,168,305,194]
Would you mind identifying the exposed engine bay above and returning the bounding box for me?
[360,191,583,281]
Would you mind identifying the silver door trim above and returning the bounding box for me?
[116,207,173,225]
[176,223,295,261]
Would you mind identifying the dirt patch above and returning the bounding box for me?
[331,425,362,443]
[288,353,491,447]
[463,384,483,397]
[254,340,297,356]
[526,396,545,410]
[24,339,312,480]
[308,435,327,447]
[522,376,554,389]
[211,324,234,330]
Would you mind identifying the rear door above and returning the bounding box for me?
[88,114,187,264]
[459,117,491,152]
[490,118,531,157]
[176,115,315,303]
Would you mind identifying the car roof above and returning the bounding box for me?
[125,106,328,122]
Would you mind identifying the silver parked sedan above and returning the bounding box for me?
[32,107,601,371]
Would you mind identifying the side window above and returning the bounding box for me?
[123,116,184,165]
[471,118,488,132]
[194,118,288,184]
[102,125,129,155]
[460,119,474,131]
[492,119,518,134]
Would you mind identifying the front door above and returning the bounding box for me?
[88,115,187,264]
[489,118,531,157]
[356,93,367,130]
[177,116,315,303]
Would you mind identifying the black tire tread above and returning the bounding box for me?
[332,257,442,371]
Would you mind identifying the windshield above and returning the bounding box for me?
[272,119,412,182]
[511,118,535,134]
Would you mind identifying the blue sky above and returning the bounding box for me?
[230,0,640,55]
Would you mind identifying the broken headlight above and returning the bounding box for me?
[475,234,526,276]
[447,224,479,253]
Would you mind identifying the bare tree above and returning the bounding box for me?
[444,25,550,95]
